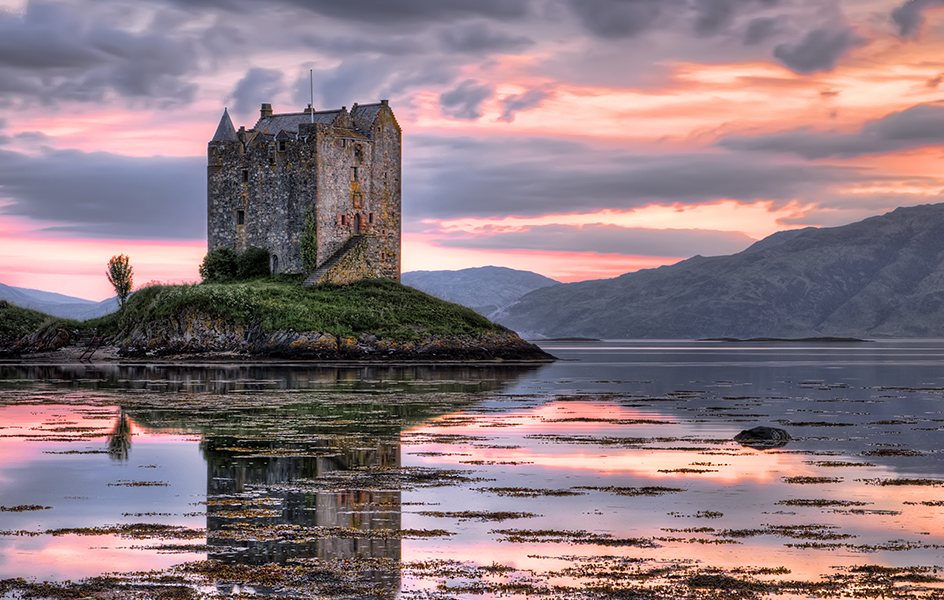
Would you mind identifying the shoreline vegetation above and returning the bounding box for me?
[0,278,554,363]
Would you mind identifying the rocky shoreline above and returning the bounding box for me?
[0,311,555,364]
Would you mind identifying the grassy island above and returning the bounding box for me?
[3,278,553,362]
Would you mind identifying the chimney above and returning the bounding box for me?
[380,99,389,106]
[260,103,273,119]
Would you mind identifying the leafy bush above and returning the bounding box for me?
[236,246,271,279]
[199,247,237,282]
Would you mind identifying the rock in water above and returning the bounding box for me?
[733,426,792,450]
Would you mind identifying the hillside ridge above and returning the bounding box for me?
[495,203,944,339]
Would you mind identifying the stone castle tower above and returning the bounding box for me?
[207,101,401,284]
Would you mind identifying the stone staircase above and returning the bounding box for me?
[303,235,365,286]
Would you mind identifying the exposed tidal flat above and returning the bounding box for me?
[1,340,944,599]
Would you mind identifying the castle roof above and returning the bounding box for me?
[211,108,238,142]
[255,110,341,135]
[351,103,384,132]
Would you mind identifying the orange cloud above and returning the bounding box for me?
[425,200,809,240]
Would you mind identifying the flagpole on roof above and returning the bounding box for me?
[310,69,314,123]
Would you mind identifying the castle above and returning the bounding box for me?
[207,101,401,284]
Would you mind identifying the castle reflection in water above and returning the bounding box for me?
[203,436,402,594]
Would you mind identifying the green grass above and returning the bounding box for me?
[96,277,503,342]
[0,300,59,342]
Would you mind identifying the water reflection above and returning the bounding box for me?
[202,433,402,595]
[0,363,541,393]
[4,343,944,598]
[107,411,132,460]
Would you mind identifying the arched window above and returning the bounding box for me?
[271,254,279,274]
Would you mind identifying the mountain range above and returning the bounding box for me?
[0,283,117,320]
[8,203,944,339]
[401,266,560,319]
[495,203,944,339]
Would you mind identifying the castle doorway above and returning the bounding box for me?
[271,254,279,273]
[354,213,362,233]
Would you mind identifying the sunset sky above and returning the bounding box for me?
[1,0,943,300]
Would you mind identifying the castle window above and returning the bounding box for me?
[271,254,279,273]
[381,252,386,260]
[278,140,287,152]
[368,212,373,224]
[236,210,245,225]
[351,166,358,181]
[340,215,346,226]
[241,169,249,182]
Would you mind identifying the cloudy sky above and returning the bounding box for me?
[0,0,942,300]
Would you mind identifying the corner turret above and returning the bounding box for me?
[211,108,238,143]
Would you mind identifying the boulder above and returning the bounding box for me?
[733,426,792,450]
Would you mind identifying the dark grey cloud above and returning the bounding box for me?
[0,2,102,70]
[165,0,532,25]
[299,34,426,56]
[0,148,204,239]
[291,57,455,110]
[566,0,785,40]
[0,1,199,104]
[438,22,533,54]
[566,0,671,38]
[440,80,495,120]
[891,0,944,38]
[743,16,782,44]
[230,68,285,118]
[87,26,198,101]
[405,135,864,220]
[438,224,756,257]
[499,87,554,122]
[718,101,944,159]
[693,0,778,37]
[773,26,865,74]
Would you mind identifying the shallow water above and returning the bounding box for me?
[1,340,943,598]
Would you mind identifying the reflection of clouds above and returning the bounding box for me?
[0,533,186,581]
[402,397,944,580]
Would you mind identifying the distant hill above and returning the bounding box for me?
[402,266,560,319]
[0,283,117,320]
[495,203,944,339]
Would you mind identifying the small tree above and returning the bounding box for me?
[236,246,271,279]
[106,254,133,310]
[199,247,238,282]
[301,204,318,273]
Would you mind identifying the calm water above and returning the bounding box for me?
[1,340,943,598]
